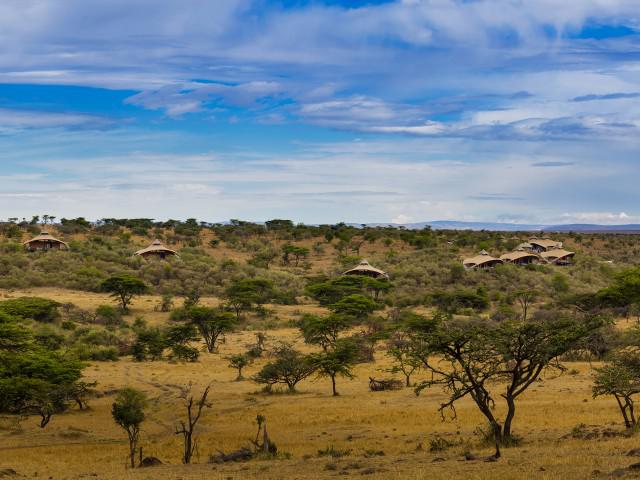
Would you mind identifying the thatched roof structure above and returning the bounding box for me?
[23,231,69,251]
[528,238,562,252]
[343,260,388,279]
[134,239,178,259]
[541,248,575,265]
[500,249,540,265]
[462,250,503,270]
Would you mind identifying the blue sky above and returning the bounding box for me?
[0,0,639,224]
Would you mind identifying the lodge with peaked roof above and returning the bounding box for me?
[541,248,575,266]
[134,239,178,259]
[499,249,540,265]
[343,260,389,279]
[23,231,69,251]
[527,238,562,253]
[462,237,576,270]
[462,250,504,270]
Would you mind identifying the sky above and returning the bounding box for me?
[0,0,639,225]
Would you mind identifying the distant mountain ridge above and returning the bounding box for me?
[351,221,640,232]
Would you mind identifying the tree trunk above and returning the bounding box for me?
[629,400,637,429]
[331,375,338,396]
[405,374,411,388]
[263,424,271,453]
[616,395,632,428]
[128,429,138,469]
[491,421,502,459]
[503,395,516,439]
[183,431,193,464]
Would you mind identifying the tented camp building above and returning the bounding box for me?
[134,239,178,259]
[23,232,69,251]
[343,260,389,279]
[528,238,562,253]
[500,249,540,266]
[462,250,503,270]
[541,248,575,266]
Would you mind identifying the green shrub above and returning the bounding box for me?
[73,344,119,361]
[0,297,60,322]
[426,289,489,313]
[95,305,122,326]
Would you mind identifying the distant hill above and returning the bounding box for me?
[542,224,640,233]
[351,221,640,233]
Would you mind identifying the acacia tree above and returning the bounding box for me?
[407,311,602,447]
[282,244,310,266]
[356,315,387,362]
[593,352,640,429]
[100,275,149,313]
[0,310,31,352]
[491,317,602,438]
[226,353,253,380]
[165,323,200,362]
[362,277,391,301]
[513,290,538,321]
[0,311,85,428]
[112,388,147,469]
[298,313,352,351]
[597,267,640,309]
[185,306,236,353]
[175,384,211,464]
[132,327,165,361]
[253,344,316,393]
[329,294,379,320]
[386,331,421,387]
[305,276,371,305]
[223,278,274,320]
[311,339,358,396]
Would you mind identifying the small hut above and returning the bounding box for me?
[134,239,178,260]
[23,231,69,251]
[343,260,389,279]
[462,250,503,270]
[541,248,575,266]
[528,238,562,253]
[500,249,540,266]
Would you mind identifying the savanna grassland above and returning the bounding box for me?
[1,218,640,479]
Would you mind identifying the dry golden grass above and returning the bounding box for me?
[0,288,637,479]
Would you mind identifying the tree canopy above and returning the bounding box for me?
[100,274,149,313]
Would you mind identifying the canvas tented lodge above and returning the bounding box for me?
[527,238,562,253]
[343,260,389,279]
[541,248,575,266]
[499,249,540,266]
[462,241,575,270]
[462,250,503,270]
[134,239,178,259]
[23,232,69,251]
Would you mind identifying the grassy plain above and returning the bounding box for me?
[0,288,637,480]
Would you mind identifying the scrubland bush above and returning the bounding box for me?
[0,297,60,322]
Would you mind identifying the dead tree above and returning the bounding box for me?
[175,384,212,464]
[210,414,277,464]
[369,377,403,392]
[250,414,277,455]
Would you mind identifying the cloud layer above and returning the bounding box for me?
[0,0,639,223]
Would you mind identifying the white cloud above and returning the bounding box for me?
[0,129,633,224]
[391,214,414,224]
[125,81,284,117]
[0,1,639,223]
[0,108,111,131]
[559,211,640,224]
